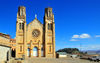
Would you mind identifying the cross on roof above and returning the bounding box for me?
[35,14,37,18]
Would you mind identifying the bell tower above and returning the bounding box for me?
[16,6,27,58]
[44,7,55,58]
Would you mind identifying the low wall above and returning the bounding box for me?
[7,60,28,63]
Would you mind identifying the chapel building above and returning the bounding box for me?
[16,6,55,58]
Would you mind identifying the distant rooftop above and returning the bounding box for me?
[57,52,67,54]
[0,32,10,39]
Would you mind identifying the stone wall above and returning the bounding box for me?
[0,46,11,63]
[0,36,10,43]
[0,36,10,47]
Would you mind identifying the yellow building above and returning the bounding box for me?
[10,39,16,51]
[10,39,16,57]
[16,6,55,58]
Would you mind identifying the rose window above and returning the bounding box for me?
[32,30,40,38]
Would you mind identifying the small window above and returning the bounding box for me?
[23,10,24,15]
[49,46,51,52]
[19,23,21,29]
[21,10,23,16]
[20,46,22,52]
[50,24,52,30]
[48,23,52,30]
[22,23,24,30]
[49,11,50,17]
[48,24,49,30]
[12,44,13,46]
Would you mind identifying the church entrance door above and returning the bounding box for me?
[27,48,30,57]
[33,47,38,57]
[41,48,43,57]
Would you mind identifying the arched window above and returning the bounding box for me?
[48,24,49,30]
[19,23,21,30]
[22,23,24,30]
[49,11,50,17]
[48,23,52,30]
[50,24,52,30]
[21,10,23,16]
[23,10,24,15]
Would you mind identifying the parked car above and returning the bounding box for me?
[80,55,92,60]
[90,56,100,62]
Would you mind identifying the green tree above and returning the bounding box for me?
[57,48,79,54]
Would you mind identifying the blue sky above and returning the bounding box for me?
[0,0,100,51]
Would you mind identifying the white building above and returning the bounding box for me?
[0,33,11,63]
[56,52,67,58]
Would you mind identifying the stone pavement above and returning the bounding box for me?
[27,58,67,63]
[8,57,99,63]
[26,58,99,63]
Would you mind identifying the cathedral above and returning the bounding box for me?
[16,6,55,58]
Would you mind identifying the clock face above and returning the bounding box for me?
[32,30,40,38]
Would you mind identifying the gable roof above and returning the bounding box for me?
[27,18,43,27]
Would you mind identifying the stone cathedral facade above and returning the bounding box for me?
[16,6,55,58]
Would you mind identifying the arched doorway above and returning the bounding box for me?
[11,49,16,57]
[41,48,43,57]
[7,51,9,61]
[33,47,38,57]
[27,48,30,57]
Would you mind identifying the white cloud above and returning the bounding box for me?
[91,45,100,48]
[71,35,79,38]
[69,39,79,41]
[80,44,100,50]
[79,33,91,38]
[65,44,100,50]
[95,35,100,37]
[91,46,96,48]
[71,33,91,39]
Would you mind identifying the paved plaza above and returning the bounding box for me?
[26,58,99,63]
